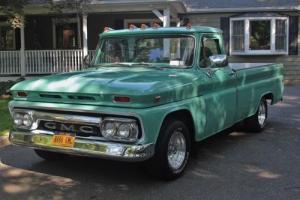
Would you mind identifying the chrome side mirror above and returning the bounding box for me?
[209,54,228,67]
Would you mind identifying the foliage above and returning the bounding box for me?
[49,0,91,14]
[0,99,11,136]
[0,78,24,96]
[0,0,27,28]
[0,0,91,28]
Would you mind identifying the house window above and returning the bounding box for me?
[230,17,289,55]
[0,23,15,50]
[250,20,271,50]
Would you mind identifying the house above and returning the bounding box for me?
[0,0,299,83]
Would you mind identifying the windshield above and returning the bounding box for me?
[92,35,195,68]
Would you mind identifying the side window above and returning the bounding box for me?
[200,37,221,68]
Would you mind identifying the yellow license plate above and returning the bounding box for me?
[51,134,75,148]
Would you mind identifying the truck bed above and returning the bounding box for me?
[229,63,274,71]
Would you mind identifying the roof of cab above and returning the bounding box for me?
[99,26,222,37]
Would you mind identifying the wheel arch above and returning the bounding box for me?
[158,108,196,144]
[253,92,273,114]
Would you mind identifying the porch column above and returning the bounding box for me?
[163,8,170,27]
[152,8,171,57]
[20,26,26,76]
[163,9,170,57]
[82,13,88,58]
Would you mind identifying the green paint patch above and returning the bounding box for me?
[0,99,11,136]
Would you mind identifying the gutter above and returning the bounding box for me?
[0,0,187,16]
[186,6,300,14]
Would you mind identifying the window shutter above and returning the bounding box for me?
[289,16,299,55]
[220,17,230,55]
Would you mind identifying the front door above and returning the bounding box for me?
[55,23,78,49]
[199,34,237,135]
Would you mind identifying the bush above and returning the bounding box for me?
[0,77,25,96]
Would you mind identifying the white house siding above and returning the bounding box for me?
[188,13,300,83]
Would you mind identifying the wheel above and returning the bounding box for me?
[145,119,191,180]
[34,149,69,161]
[245,98,268,132]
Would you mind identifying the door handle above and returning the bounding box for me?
[206,68,219,77]
[228,71,236,76]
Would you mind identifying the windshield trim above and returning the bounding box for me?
[91,34,196,69]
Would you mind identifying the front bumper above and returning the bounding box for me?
[9,130,154,162]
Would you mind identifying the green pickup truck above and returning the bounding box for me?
[9,26,284,180]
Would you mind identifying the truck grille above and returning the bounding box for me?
[38,120,101,137]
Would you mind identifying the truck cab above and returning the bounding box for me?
[9,26,284,180]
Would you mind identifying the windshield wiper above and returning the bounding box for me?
[130,62,152,66]
[94,63,133,67]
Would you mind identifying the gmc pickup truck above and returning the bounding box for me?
[9,26,284,180]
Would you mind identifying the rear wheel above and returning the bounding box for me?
[145,119,191,180]
[245,98,268,132]
[34,149,69,161]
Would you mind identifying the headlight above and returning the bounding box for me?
[101,118,140,142]
[13,113,23,126]
[12,111,33,129]
[23,113,33,127]
[102,121,117,137]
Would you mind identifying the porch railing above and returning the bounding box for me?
[25,50,84,74]
[0,51,21,75]
[0,49,96,76]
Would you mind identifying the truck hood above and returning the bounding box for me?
[10,67,201,108]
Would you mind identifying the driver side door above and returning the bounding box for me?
[199,34,237,136]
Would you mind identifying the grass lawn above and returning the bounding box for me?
[0,98,11,137]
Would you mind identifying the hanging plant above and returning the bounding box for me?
[8,14,25,29]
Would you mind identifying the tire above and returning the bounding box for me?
[145,119,191,180]
[34,149,69,161]
[244,98,268,132]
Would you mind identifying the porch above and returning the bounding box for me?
[0,1,185,78]
[0,50,95,76]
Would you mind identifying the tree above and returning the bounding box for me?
[0,0,27,28]
[0,0,91,28]
[48,0,91,14]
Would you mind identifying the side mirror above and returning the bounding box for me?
[83,55,90,67]
[209,54,228,67]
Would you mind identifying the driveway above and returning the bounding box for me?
[0,85,300,200]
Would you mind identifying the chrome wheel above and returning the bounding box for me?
[258,101,266,127]
[167,130,186,170]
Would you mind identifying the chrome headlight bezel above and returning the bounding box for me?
[101,117,140,143]
[12,110,35,129]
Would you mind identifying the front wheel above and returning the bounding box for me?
[244,98,268,132]
[144,119,191,180]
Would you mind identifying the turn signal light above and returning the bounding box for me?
[129,24,137,30]
[186,22,192,29]
[141,24,148,29]
[17,91,28,97]
[152,22,161,29]
[104,27,114,32]
[114,96,131,103]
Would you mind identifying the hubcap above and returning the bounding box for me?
[258,101,266,127]
[167,130,186,170]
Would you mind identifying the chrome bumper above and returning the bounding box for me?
[9,130,154,162]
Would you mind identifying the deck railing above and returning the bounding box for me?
[0,51,21,75]
[0,49,97,76]
[25,50,84,74]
